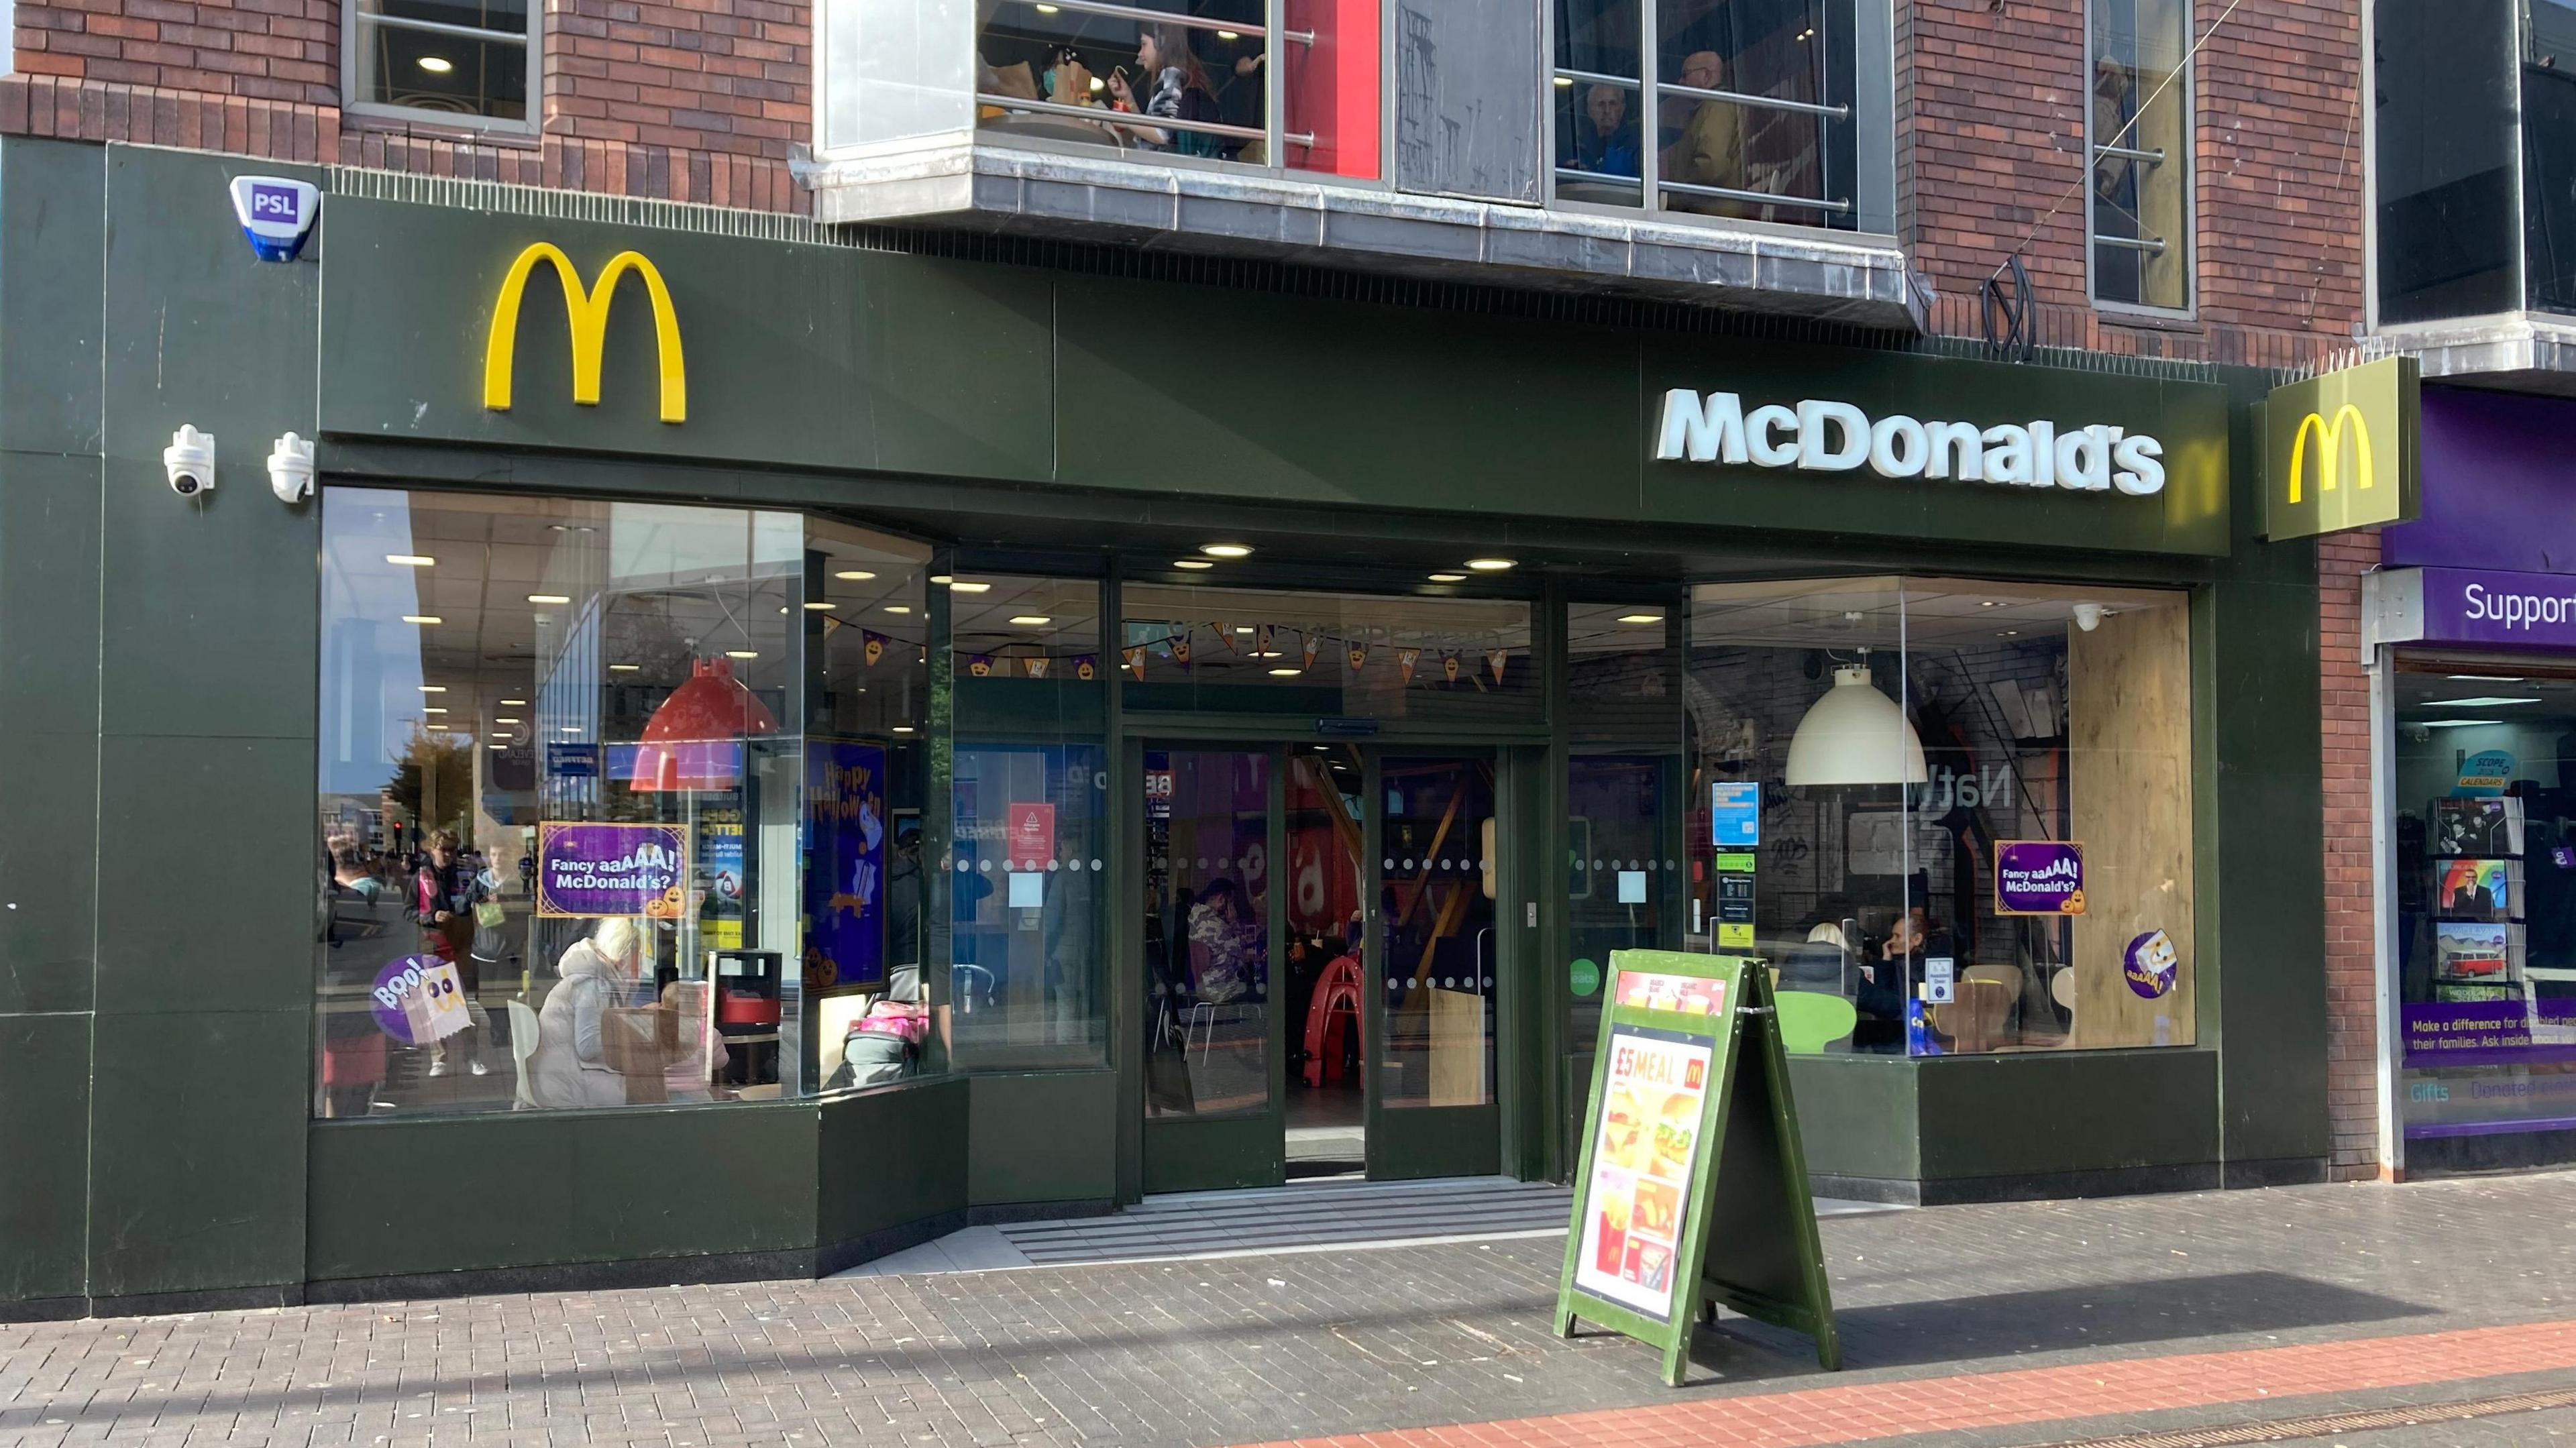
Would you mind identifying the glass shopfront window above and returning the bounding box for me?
[1565,602,1684,1050]
[951,574,1111,1070]
[315,490,938,1118]
[1685,577,2195,1056]
[1145,748,1275,1117]
[806,520,941,1091]
[2390,662,2576,1156]
[1120,584,1536,722]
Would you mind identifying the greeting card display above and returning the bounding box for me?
[2432,921,2518,981]
[2433,797,2524,858]
[2434,858,2518,921]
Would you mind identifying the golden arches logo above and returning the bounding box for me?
[2284,403,2371,504]
[482,243,686,424]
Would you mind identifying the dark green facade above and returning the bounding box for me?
[0,137,2328,1318]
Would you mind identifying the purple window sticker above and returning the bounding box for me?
[370,954,445,1044]
[535,821,687,918]
[1995,840,2086,915]
[2124,928,2180,999]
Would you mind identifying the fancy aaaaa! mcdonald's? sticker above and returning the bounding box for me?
[483,243,688,424]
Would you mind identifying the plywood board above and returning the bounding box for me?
[2067,604,2197,1048]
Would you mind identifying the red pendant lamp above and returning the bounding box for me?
[630,657,779,791]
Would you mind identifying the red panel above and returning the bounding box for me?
[1285,0,1381,180]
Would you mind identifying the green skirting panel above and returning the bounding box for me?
[1784,1049,2223,1201]
[1914,1048,2222,1182]
[1781,1054,1921,1186]
[967,1072,1116,1209]
[818,1077,971,1251]
[309,1101,822,1282]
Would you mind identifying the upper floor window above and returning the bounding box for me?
[346,0,535,129]
[969,0,1383,180]
[2087,0,2191,312]
[1550,0,1868,233]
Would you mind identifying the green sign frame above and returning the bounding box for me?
[1554,949,1840,1385]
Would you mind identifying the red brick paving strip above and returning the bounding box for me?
[1230,1319,2576,1448]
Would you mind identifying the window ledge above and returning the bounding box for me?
[805,135,1922,331]
[2371,311,2576,396]
[343,109,542,151]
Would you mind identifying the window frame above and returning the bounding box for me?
[340,0,543,137]
[1540,0,1894,239]
[2083,0,2197,319]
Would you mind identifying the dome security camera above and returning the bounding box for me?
[268,432,315,504]
[163,425,216,497]
[2072,603,2105,632]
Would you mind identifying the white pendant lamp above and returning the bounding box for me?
[1784,661,1928,787]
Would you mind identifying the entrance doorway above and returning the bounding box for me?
[1141,742,1508,1191]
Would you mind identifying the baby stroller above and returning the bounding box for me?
[828,965,928,1089]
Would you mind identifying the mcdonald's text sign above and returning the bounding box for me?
[2262,355,2417,541]
[483,243,687,424]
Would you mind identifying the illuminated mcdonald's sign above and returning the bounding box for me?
[2286,402,2370,504]
[482,243,686,424]
[2263,356,2417,541]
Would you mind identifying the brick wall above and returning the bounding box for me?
[2318,529,2382,1179]
[3,0,809,210]
[1907,0,2363,362]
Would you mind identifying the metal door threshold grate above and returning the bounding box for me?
[997,1176,1574,1265]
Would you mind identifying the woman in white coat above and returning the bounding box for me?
[529,917,643,1110]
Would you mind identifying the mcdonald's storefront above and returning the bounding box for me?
[0,136,2342,1317]
[2363,385,2576,1176]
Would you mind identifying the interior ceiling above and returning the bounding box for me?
[2395,668,2576,720]
[1689,578,2185,650]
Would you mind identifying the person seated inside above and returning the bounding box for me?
[1571,82,1643,178]
[528,917,645,1109]
[1851,907,1953,1053]
[1660,49,1752,217]
[1778,919,1849,994]
[1107,25,1226,158]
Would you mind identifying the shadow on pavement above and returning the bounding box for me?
[1694,1271,2439,1377]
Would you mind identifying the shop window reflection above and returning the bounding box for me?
[315,492,941,1119]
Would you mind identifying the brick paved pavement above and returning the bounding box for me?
[2,1171,2573,1447]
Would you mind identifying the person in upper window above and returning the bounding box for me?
[1107,25,1225,158]
[1572,82,1643,178]
[1661,50,1752,217]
